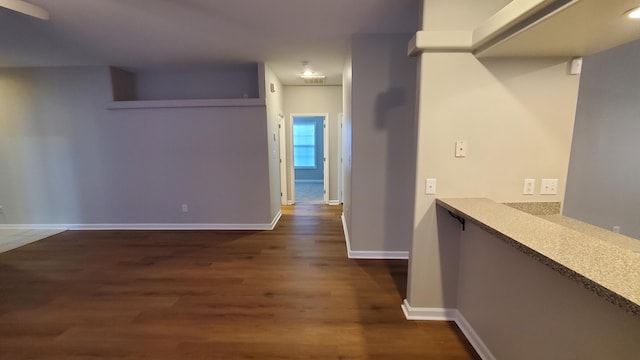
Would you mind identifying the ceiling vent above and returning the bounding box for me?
[300,75,326,85]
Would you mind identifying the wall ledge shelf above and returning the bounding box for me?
[107,98,266,110]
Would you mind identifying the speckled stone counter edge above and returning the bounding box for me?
[436,198,639,316]
[503,201,561,215]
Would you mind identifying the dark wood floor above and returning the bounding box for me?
[0,205,479,359]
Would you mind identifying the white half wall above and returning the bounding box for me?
[456,221,640,359]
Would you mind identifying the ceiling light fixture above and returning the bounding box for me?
[625,6,640,19]
[0,0,49,20]
[300,60,315,76]
[298,60,326,84]
[299,60,324,80]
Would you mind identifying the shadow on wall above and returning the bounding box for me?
[373,39,418,256]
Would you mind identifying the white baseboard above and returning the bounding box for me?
[67,223,277,231]
[340,213,409,259]
[269,210,282,230]
[348,250,409,259]
[341,212,351,258]
[455,310,495,360]
[0,224,67,230]
[401,299,495,360]
[328,200,340,205]
[0,211,283,231]
[401,299,458,320]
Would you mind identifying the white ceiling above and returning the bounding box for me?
[0,0,420,85]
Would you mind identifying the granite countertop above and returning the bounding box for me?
[436,197,640,316]
[537,214,640,253]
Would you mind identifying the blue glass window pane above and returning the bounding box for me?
[293,123,316,168]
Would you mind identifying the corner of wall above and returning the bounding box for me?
[263,64,285,220]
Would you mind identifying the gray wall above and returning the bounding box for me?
[349,34,418,252]
[293,116,324,181]
[564,40,640,239]
[0,66,274,226]
[133,64,260,100]
[457,220,640,359]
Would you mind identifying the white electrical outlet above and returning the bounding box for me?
[425,179,437,195]
[523,179,535,195]
[182,204,189,213]
[540,179,558,195]
[612,226,621,233]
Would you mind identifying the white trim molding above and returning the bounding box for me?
[269,210,282,230]
[328,200,340,206]
[348,250,409,259]
[401,299,496,360]
[0,224,67,230]
[455,310,495,360]
[67,223,276,230]
[401,299,458,321]
[0,211,283,232]
[341,213,409,259]
[341,212,351,258]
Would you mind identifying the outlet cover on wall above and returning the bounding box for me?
[540,179,558,195]
[425,179,436,195]
[523,179,535,195]
[455,140,467,157]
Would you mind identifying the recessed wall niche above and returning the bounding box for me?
[109,63,261,102]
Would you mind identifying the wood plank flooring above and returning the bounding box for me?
[0,205,479,359]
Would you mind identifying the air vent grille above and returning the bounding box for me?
[300,75,326,85]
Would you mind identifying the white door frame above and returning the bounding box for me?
[338,112,343,204]
[278,114,288,205]
[288,113,330,204]
[323,115,329,204]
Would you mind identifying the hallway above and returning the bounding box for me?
[294,181,325,204]
[0,205,478,359]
